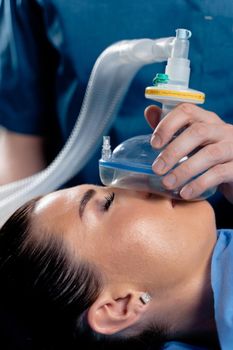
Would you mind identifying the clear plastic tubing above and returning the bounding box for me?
[0,35,175,227]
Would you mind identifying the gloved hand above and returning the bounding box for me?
[144,103,233,204]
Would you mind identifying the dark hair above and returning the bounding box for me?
[0,198,167,350]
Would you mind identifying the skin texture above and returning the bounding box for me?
[144,103,233,203]
[32,185,217,338]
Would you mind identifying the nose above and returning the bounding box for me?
[112,187,152,199]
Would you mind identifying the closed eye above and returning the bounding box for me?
[102,192,115,212]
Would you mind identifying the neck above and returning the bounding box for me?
[175,261,217,335]
[151,237,218,345]
[169,253,218,346]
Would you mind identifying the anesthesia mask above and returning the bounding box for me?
[99,29,216,200]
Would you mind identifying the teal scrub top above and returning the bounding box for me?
[0,0,233,185]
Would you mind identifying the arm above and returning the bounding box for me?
[0,1,58,185]
[0,128,46,185]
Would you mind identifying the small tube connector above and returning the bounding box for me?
[102,136,112,160]
[165,28,191,87]
[176,29,191,41]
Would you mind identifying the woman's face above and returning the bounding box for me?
[33,185,216,292]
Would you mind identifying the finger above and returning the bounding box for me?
[151,103,223,149]
[144,105,162,129]
[152,122,228,175]
[179,161,233,200]
[162,141,233,190]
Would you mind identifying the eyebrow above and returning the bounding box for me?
[79,189,96,219]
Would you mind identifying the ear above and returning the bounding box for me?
[87,290,150,335]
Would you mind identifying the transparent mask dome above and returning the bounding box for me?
[99,134,216,200]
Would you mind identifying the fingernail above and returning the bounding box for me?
[180,186,193,199]
[151,134,161,148]
[153,158,165,173]
[163,173,176,188]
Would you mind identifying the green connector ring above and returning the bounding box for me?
[153,73,169,86]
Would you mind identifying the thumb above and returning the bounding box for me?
[144,105,162,130]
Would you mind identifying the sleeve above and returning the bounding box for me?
[0,0,57,135]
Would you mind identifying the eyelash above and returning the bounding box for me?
[102,192,115,211]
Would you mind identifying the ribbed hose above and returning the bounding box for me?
[0,37,174,227]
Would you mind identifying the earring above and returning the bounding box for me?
[139,292,152,305]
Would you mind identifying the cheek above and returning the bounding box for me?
[96,212,176,281]
[105,210,204,286]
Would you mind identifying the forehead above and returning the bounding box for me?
[33,189,79,233]
[35,190,70,213]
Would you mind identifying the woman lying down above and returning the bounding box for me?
[0,185,232,350]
